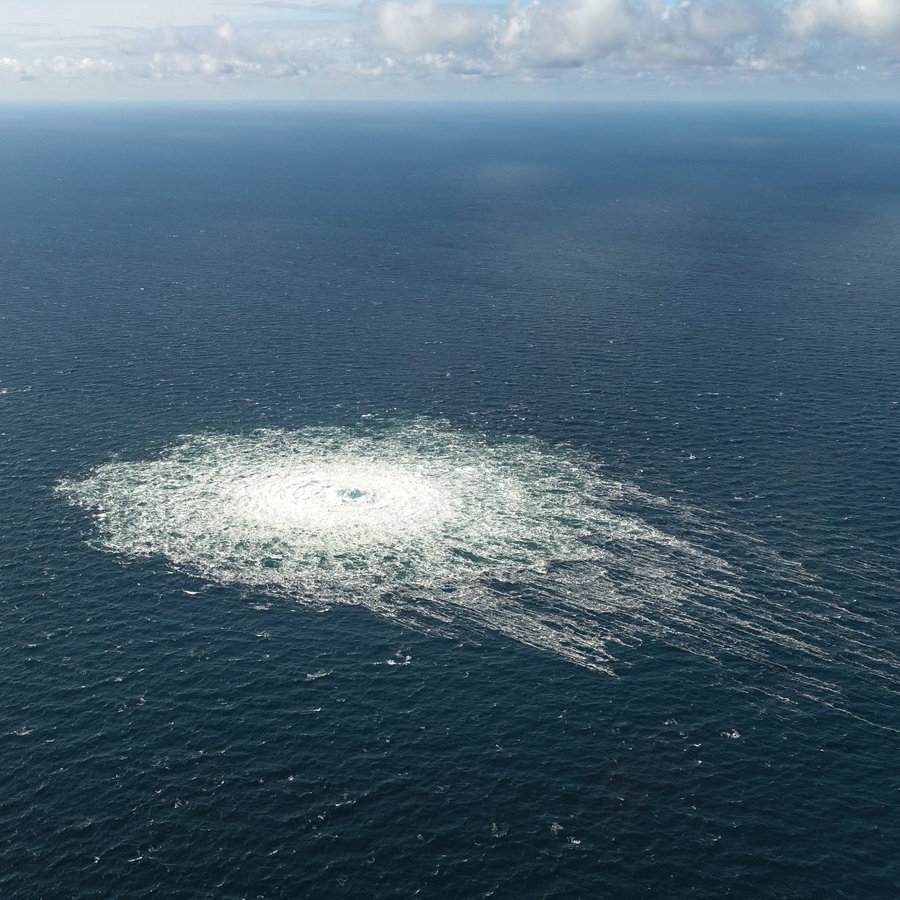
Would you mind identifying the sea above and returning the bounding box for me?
[1,103,898,898]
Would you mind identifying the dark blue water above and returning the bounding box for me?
[1,104,898,897]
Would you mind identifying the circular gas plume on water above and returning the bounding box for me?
[57,419,900,712]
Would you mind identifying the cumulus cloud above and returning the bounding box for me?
[0,56,26,77]
[0,54,122,81]
[791,0,900,41]
[51,56,123,77]
[372,0,491,55]
[101,17,323,81]
[496,0,633,68]
[3,0,900,93]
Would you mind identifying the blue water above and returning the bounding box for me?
[1,104,898,897]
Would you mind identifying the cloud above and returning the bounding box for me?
[100,17,320,81]
[372,0,491,55]
[51,56,123,76]
[0,54,122,81]
[0,56,28,79]
[791,0,900,41]
[495,0,633,68]
[4,1,900,95]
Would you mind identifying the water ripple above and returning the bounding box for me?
[56,418,899,715]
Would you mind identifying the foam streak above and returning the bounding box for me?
[57,419,900,712]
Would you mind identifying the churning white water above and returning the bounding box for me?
[57,418,883,696]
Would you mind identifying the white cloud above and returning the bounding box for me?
[791,0,900,41]
[0,56,28,79]
[50,55,123,76]
[372,0,491,54]
[3,0,900,97]
[496,0,633,68]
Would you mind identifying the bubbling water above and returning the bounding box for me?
[58,423,616,606]
[230,462,450,532]
[56,418,897,706]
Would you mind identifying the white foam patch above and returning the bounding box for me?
[56,419,900,713]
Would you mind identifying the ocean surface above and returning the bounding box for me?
[1,104,898,897]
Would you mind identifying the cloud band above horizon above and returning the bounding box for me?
[2,0,900,99]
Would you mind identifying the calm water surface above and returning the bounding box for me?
[1,105,898,897]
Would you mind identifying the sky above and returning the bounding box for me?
[2,0,900,102]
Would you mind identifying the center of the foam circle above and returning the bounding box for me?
[228,459,454,534]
